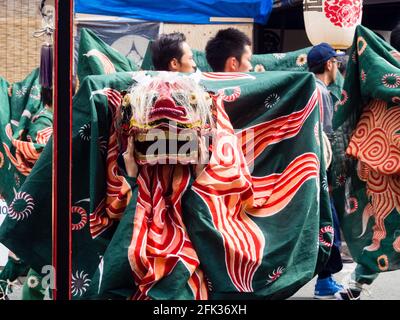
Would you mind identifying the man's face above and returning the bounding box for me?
[237,45,253,72]
[328,58,340,83]
[176,42,197,73]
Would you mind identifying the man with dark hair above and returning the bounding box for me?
[151,32,196,72]
[307,42,346,300]
[205,28,253,72]
[390,23,400,51]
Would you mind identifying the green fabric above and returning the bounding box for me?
[331,25,400,274]
[0,70,332,300]
[353,264,379,285]
[0,257,29,295]
[22,268,45,300]
[87,71,332,300]
[77,28,139,84]
[0,31,335,300]
[0,69,52,204]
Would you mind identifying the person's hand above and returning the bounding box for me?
[194,136,209,178]
[254,64,265,72]
[123,136,138,178]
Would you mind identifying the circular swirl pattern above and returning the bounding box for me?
[264,93,280,109]
[382,73,400,89]
[217,87,241,102]
[296,54,307,67]
[345,197,359,214]
[8,192,35,221]
[359,128,389,167]
[319,226,334,248]
[72,206,88,231]
[377,254,389,271]
[79,123,91,142]
[367,170,388,193]
[27,276,40,288]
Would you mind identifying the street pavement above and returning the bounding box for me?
[5,262,400,300]
[291,262,400,300]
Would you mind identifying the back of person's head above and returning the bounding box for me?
[307,42,344,75]
[390,23,400,51]
[337,54,349,76]
[151,32,187,71]
[205,28,251,72]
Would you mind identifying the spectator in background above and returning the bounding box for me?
[205,28,253,72]
[151,32,196,73]
[307,43,345,300]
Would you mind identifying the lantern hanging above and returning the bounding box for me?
[303,0,363,50]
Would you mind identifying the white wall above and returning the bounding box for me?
[0,201,8,267]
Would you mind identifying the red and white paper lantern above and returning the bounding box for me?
[303,0,363,49]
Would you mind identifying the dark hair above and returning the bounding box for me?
[205,28,251,72]
[309,62,326,75]
[390,23,400,51]
[337,55,349,75]
[151,32,186,71]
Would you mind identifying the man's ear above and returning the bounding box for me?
[224,56,238,72]
[169,58,179,71]
[325,59,333,72]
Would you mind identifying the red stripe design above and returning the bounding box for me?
[128,165,208,299]
[89,89,136,239]
[36,127,53,145]
[2,124,43,176]
[202,72,255,81]
[192,97,264,292]
[238,89,318,164]
[247,153,319,217]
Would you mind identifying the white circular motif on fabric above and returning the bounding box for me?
[27,276,40,288]
[296,54,307,66]
[8,192,35,221]
[321,176,329,192]
[71,271,91,297]
[264,93,280,109]
[382,73,400,89]
[78,123,91,142]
